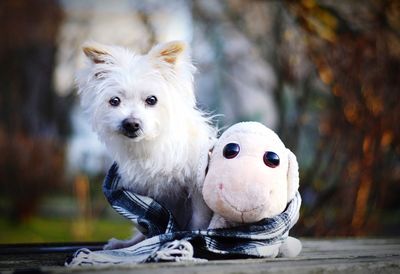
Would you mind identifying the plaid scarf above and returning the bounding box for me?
[66,163,301,267]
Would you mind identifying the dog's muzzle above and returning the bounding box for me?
[120,118,142,138]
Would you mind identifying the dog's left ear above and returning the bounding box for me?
[149,41,187,66]
[82,42,112,64]
[287,149,299,202]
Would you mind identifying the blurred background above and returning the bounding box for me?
[0,0,399,243]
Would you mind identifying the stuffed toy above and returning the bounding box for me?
[202,121,302,257]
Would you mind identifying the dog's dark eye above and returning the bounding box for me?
[109,96,121,107]
[223,143,240,159]
[145,96,158,106]
[264,151,280,168]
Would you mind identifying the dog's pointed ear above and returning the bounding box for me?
[149,41,187,65]
[82,42,111,64]
[287,149,299,202]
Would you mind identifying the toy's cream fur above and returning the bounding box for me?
[202,122,301,257]
[77,41,216,249]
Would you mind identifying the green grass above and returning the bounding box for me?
[0,217,132,244]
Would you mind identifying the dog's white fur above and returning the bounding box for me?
[77,41,216,249]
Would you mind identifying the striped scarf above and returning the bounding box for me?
[67,163,301,266]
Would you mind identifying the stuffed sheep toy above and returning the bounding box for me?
[202,121,302,257]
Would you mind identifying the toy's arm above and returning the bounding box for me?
[208,213,227,229]
[208,213,230,229]
[208,213,241,229]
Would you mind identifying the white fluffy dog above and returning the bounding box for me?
[77,41,216,249]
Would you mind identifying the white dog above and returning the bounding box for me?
[77,41,216,249]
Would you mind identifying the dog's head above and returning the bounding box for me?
[76,41,196,144]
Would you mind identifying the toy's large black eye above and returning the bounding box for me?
[264,151,280,168]
[109,96,121,107]
[145,95,158,106]
[223,143,240,159]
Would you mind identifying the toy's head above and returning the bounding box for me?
[202,122,299,224]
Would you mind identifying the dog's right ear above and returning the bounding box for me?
[148,41,187,66]
[82,43,111,64]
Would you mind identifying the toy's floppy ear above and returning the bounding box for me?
[287,149,299,202]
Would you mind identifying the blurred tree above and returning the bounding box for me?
[286,0,400,236]
[0,0,69,222]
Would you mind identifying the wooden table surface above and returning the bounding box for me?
[1,238,399,273]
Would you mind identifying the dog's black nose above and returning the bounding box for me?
[121,118,141,137]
